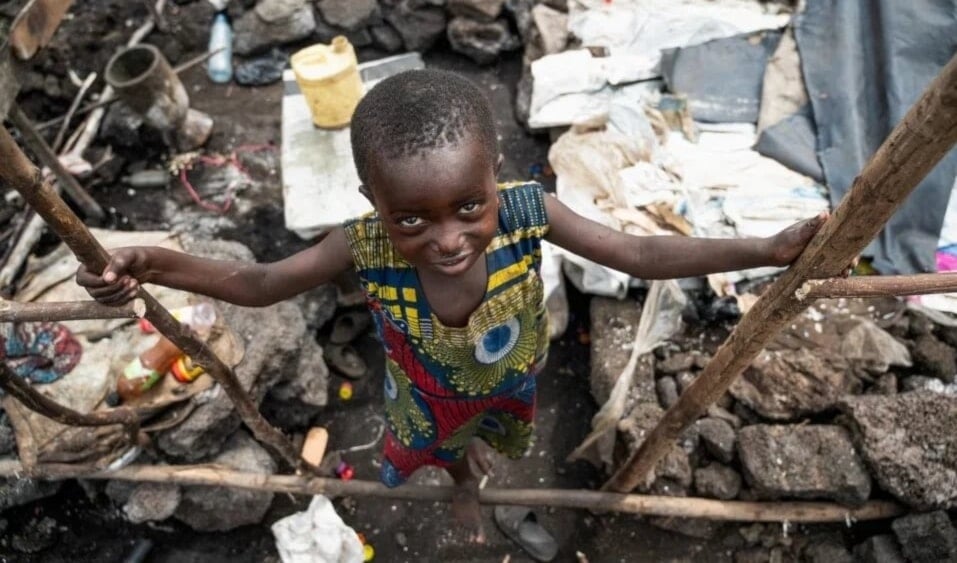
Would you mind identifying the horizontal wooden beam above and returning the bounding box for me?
[0,460,904,523]
[800,273,957,300]
[0,298,145,323]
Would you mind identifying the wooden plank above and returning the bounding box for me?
[603,52,957,493]
[800,273,957,300]
[0,460,905,523]
[9,0,75,60]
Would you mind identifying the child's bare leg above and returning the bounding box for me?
[446,438,493,543]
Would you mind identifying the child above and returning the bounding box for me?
[77,69,826,541]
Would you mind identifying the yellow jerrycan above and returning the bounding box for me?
[290,36,363,129]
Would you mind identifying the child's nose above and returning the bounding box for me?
[432,227,464,256]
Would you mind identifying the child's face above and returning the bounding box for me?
[363,137,501,277]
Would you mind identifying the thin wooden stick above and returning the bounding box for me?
[0,363,141,445]
[603,52,957,493]
[0,126,309,474]
[8,106,105,221]
[800,273,957,300]
[0,298,144,322]
[52,71,97,154]
[142,0,167,33]
[0,460,904,523]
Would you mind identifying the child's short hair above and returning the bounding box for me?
[350,69,498,185]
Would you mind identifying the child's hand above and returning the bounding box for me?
[76,247,151,305]
[765,212,829,268]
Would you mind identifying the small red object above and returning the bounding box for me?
[139,318,156,333]
[336,461,355,481]
[356,532,367,545]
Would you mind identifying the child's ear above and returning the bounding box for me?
[494,154,504,177]
[359,184,375,206]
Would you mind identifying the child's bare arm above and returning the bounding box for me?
[76,227,354,306]
[543,195,825,279]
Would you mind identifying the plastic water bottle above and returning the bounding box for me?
[207,13,233,83]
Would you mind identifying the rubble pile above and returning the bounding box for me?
[591,294,957,559]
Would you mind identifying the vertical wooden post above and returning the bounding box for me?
[604,53,957,493]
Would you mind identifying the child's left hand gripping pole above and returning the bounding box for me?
[0,125,316,475]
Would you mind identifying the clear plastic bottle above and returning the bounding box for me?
[207,13,233,84]
[116,335,182,402]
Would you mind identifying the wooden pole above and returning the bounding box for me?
[8,106,105,221]
[0,460,904,523]
[0,298,144,322]
[0,126,309,473]
[604,53,957,493]
[800,273,957,300]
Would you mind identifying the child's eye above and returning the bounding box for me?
[460,202,480,213]
[399,216,422,227]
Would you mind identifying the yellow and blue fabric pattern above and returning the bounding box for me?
[343,181,550,486]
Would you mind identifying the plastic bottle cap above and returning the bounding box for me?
[363,543,375,561]
[339,382,354,400]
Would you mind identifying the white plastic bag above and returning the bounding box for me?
[567,280,687,469]
[272,495,364,563]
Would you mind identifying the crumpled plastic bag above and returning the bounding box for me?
[567,279,686,470]
[272,495,363,563]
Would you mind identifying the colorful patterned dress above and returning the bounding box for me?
[343,181,550,487]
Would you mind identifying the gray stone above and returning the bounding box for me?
[649,516,721,539]
[156,238,323,461]
[265,338,330,427]
[901,375,941,392]
[448,0,504,21]
[675,371,696,393]
[912,334,956,383]
[840,392,957,509]
[891,511,957,563]
[385,1,447,51]
[174,431,277,531]
[658,352,695,374]
[105,479,137,505]
[0,479,61,512]
[370,23,404,52]
[738,425,871,505]
[530,3,569,56]
[804,539,853,563]
[124,483,181,523]
[447,17,520,65]
[872,373,898,395]
[317,0,379,30]
[694,463,742,500]
[707,405,743,429]
[618,402,692,496]
[696,417,736,463]
[313,15,373,48]
[505,0,534,43]
[852,535,905,563]
[589,297,650,406]
[234,1,316,55]
[292,284,337,331]
[731,348,859,420]
[255,0,307,22]
[656,376,679,409]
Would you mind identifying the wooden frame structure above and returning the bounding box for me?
[0,47,955,521]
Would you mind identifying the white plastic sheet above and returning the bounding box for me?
[567,280,686,470]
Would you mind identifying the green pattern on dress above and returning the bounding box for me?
[384,358,436,447]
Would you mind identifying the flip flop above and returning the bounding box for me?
[494,505,558,562]
[329,310,371,345]
[324,343,367,380]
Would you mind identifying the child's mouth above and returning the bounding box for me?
[435,253,470,271]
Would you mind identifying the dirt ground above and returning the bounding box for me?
[0,10,875,562]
